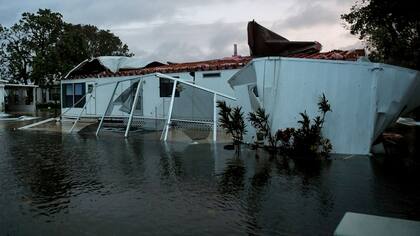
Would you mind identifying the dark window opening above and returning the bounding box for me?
[63,84,73,107]
[159,78,180,97]
[252,86,259,97]
[62,83,86,108]
[87,84,94,94]
[203,72,221,78]
[74,83,86,108]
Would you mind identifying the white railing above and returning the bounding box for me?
[94,73,236,142]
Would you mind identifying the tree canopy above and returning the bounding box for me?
[341,0,420,70]
[0,9,133,85]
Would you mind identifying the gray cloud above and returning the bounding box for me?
[273,4,337,31]
[117,21,248,62]
[0,0,361,61]
[0,0,240,27]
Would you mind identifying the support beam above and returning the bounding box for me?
[69,94,92,133]
[96,81,119,136]
[61,92,89,117]
[18,117,57,130]
[124,78,143,138]
[213,93,217,142]
[161,80,177,141]
[156,73,236,100]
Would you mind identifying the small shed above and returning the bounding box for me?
[0,82,38,114]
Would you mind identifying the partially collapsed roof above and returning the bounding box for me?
[66,56,252,80]
[248,20,322,57]
[65,56,153,78]
[64,21,365,80]
[64,50,365,80]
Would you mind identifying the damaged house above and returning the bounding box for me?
[59,21,420,155]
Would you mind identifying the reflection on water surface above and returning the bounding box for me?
[1,129,420,235]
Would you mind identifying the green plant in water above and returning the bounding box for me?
[217,101,247,150]
[278,93,332,159]
[248,108,278,152]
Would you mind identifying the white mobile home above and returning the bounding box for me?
[61,56,250,126]
[229,56,420,155]
[58,20,420,155]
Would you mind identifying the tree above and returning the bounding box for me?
[341,0,420,70]
[0,24,7,79]
[0,9,134,85]
[21,9,64,85]
[0,23,32,83]
[56,24,133,74]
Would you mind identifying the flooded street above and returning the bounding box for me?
[1,122,420,235]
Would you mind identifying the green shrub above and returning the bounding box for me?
[248,108,278,152]
[277,93,332,159]
[249,93,333,159]
[217,101,247,150]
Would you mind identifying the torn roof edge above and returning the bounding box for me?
[64,50,365,81]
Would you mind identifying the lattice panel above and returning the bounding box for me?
[130,117,166,130]
[171,120,213,131]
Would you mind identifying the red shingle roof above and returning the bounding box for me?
[67,56,252,80]
[289,49,366,61]
[65,50,365,80]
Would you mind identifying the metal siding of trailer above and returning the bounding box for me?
[239,58,377,155]
[372,66,420,141]
[195,69,238,98]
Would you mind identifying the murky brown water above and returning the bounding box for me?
[1,119,420,235]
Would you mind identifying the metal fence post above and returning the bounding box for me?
[213,93,217,142]
[96,81,119,136]
[161,80,177,141]
[69,94,92,133]
[124,78,143,138]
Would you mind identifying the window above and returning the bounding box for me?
[74,83,85,107]
[159,78,180,97]
[62,83,86,108]
[63,84,74,107]
[203,72,221,78]
[252,86,259,97]
[87,84,94,94]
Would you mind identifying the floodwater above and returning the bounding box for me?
[1,121,420,235]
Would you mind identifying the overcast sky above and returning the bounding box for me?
[0,0,362,62]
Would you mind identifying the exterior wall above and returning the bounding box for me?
[194,69,237,98]
[61,69,240,119]
[231,57,420,155]
[6,104,36,113]
[61,76,123,118]
[4,86,37,113]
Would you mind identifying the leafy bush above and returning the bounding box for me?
[248,108,278,152]
[277,93,332,159]
[249,93,333,159]
[217,101,247,149]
